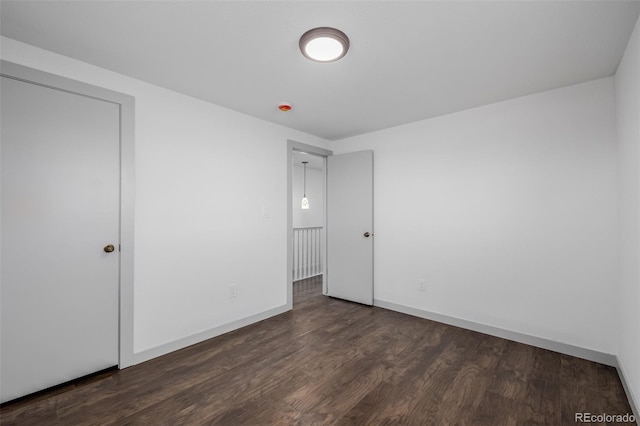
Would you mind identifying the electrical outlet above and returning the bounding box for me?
[229,284,237,298]
[418,279,426,292]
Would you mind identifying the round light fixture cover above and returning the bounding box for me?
[299,27,350,62]
[278,102,292,112]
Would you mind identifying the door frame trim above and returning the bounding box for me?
[286,140,332,308]
[1,60,135,368]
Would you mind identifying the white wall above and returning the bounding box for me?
[615,14,640,412]
[0,37,330,356]
[331,77,618,355]
[292,164,324,228]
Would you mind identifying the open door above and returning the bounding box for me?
[326,150,374,305]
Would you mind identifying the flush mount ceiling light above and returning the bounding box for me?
[299,27,350,62]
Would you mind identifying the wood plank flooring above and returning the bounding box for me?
[1,276,634,425]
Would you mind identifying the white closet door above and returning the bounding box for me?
[1,75,120,403]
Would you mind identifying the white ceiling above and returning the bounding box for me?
[1,1,638,141]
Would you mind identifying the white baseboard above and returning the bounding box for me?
[373,299,617,367]
[132,304,290,365]
[616,356,640,424]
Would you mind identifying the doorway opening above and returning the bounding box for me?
[286,141,332,309]
[292,151,325,304]
[286,141,375,308]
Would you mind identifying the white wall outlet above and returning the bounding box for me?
[418,279,426,292]
[262,206,270,218]
[229,284,237,298]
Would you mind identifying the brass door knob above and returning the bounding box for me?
[103,244,115,253]
[363,232,371,238]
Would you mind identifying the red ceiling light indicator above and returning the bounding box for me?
[278,102,292,112]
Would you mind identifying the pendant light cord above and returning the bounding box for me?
[303,161,307,197]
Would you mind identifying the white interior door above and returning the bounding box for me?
[1,75,120,403]
[326,150,374,305]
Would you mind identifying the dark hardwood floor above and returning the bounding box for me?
[1,275,634,425]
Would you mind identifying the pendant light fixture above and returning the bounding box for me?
[301,161,310,210]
